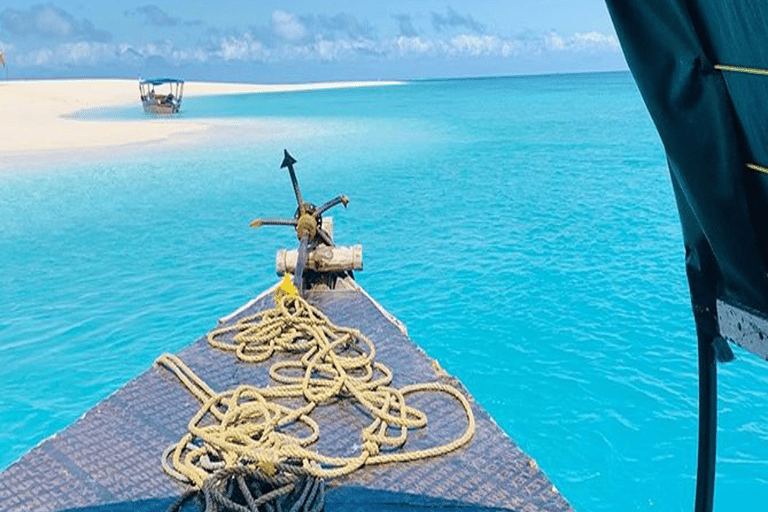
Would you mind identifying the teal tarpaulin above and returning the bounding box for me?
[605,2,768,511]
[607,1,768,323]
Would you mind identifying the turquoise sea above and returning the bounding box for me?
[2,72,768,511]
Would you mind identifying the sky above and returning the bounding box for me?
[0,1,628,82]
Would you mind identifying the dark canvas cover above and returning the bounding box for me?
[605,1,768,342]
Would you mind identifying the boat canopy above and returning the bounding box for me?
[607,1,768,321]
[605,2,768,512]
[140,78,184,86]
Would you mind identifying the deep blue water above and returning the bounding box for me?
[3,72,768,511]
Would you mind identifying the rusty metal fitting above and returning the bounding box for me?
[296,213,318,240]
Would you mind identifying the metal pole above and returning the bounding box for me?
[694,332,717,512]
[280,150,304,211]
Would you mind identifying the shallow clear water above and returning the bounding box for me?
[3,72,768,511]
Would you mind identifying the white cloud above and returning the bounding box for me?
[573,32,620,50]
[15,41,116,66]
[393,36,436,57]
[9,27,621,70]
[271,10,307,42]
[311,38,380,61]
[390,31,618,60]
[446,34,517,58]
[545,31,619,52]
[173,46,208,63]
[431,7,485,34]
[0,4,111,42]
[125,5,180,27]
[58,42,113,65]
[218,36,249,61]
[315,39,339,61]
[217,33,268,61]
[140,40,177,62]
[546,33,566,51]
[28,47,53,66]
[36,7,73,38]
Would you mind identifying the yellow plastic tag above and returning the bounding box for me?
[275,273,298,304]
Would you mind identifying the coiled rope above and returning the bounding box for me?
[156,293,475,488]
[167,463,324,512]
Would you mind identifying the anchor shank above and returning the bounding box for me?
[295,234,310,294]
[287,165,304,211]
[280,150,304,210]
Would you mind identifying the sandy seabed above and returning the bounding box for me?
[0,79,401,166]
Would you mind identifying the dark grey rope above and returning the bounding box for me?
[167,463,324,512]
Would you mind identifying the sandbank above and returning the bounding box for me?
[0,79,402,163]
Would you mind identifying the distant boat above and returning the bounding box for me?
[139,78,184,114]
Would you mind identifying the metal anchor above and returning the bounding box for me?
[250,150,349,295]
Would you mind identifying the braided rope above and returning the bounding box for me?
[167,463,324,512]
[157,294,475,486]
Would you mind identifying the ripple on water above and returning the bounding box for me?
[2,74,768,512]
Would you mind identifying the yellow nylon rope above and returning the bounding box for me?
[713,65,768,175]
[714,64,768,76]
[747,163,768,175]
[156,294,475,487]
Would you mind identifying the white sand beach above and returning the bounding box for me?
[0,79,401,160]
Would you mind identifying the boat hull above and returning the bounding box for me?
[0,284,573,512]
[142,100,180,114]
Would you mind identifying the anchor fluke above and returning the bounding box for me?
[280,149,297,169]
[317,195,350,216]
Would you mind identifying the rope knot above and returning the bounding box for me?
[362,440,380,456]
[256,460,277,477]
[296,213,318,240]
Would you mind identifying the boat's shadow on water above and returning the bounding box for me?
[55,486,514,512]
[59,486,512,512]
